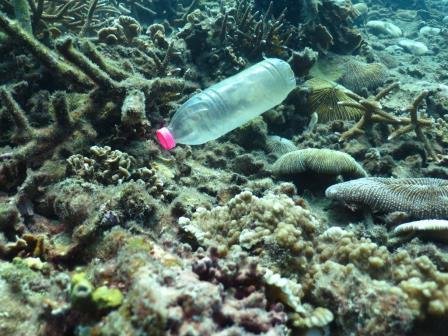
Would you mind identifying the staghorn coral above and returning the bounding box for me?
[337,59,388,94]
[0,14,194,192]
[0,0,122,36]
[0,88,78,191]
[305,78,364,122]
[325,177,448,219]
[338,84,439,162]
[177,0,302,77]
[254,0,363,54]
[272,148,367,178]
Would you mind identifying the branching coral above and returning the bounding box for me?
[178,0,301,73]
[338,84,439,161]
[1,0,121,36]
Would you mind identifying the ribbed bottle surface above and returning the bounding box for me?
[168,58,296,145]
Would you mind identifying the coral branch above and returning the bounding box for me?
[0,13,92,89]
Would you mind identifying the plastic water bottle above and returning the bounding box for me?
[156,58,296,150]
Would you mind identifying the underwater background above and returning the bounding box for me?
[2,0,448,335]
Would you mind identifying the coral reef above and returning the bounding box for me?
[2,0,448,335]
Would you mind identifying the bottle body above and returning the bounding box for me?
[157,58,296,148]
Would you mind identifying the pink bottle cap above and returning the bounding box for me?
[156,127,176,150]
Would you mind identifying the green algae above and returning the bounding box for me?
[92,286,124,310]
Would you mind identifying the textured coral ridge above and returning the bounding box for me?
[326,177,448,219]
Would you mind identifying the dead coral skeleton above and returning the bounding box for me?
[0,14,195,189]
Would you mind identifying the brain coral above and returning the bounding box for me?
[272,148,367,178]
[325,177,448,219]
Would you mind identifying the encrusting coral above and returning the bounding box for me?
[325,177,448,219]
[67,145,164,191]
[272,148,367,178]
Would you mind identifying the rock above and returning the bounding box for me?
[366,20,402,38]
[398,39,429,55]
[419,26,441,37]
[353,2,368,16]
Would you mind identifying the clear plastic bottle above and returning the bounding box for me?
[156,58,296,150]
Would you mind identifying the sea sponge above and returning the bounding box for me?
[325,177,448,219]
[272,148,367,178]
[305,78,363,122]
[337,59,388,94]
